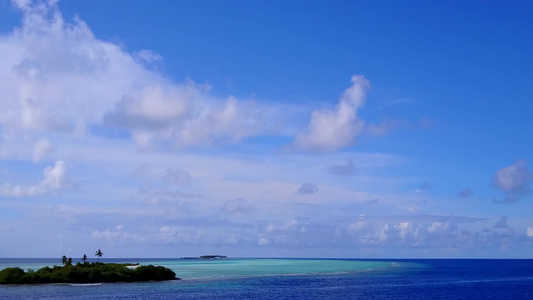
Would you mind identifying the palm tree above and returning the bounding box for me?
[67,257,72,266]
[82,254,87,263]
[62,255,67,266]
[95,249,103,262]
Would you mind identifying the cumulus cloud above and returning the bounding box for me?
[493,160,532,203]
[0,0,267,152]
[1,1,386,155]
[297,183,319,195]
[0,0,147,135]
[102,83,264,148]
[0,160,69,197]
[457,187,471,198]
[346,215,486,250]
[290,75,370,152]
[168,96,262,148]
[328,159,356,176]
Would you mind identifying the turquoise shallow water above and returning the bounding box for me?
[151,258,398,279]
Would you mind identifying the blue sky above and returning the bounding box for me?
[0,0,532,258]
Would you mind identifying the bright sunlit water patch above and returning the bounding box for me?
[146,258,401,279]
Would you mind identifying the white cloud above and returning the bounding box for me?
[41,160,68,190]
[494,160,529,191]
[101,75,264,149]
[0,0,149,136]
[493,160,531,203]
[527,227,533,237]
[0,0,268,152]
[170,96,262,149]
[1,1,388,155]
[290,75,370,152]
[395,222,412,240]
[0,160,69,197]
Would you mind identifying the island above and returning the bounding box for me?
[0,262,178,284]
[199,255,227,259]
[180,255,228,260]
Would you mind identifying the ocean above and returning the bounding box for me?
[1,258,532,299]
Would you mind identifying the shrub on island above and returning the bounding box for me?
[0,263,178,284]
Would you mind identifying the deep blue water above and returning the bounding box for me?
[1,259,532,299]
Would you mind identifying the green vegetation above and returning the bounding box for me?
[0,262,178,284]
[199,255,227,259]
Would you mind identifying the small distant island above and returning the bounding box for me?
[200,255,228,259]
[181,255,228,260]
[0,250,178,285]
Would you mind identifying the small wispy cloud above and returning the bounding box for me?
[328,159,356,176]
[493,217,508,228]
[297,183,319,195]
[414,180,433,193]
[162,166,192,186]
[136,50,163,63]
[366,119,402,136]
[457,188,471,198]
